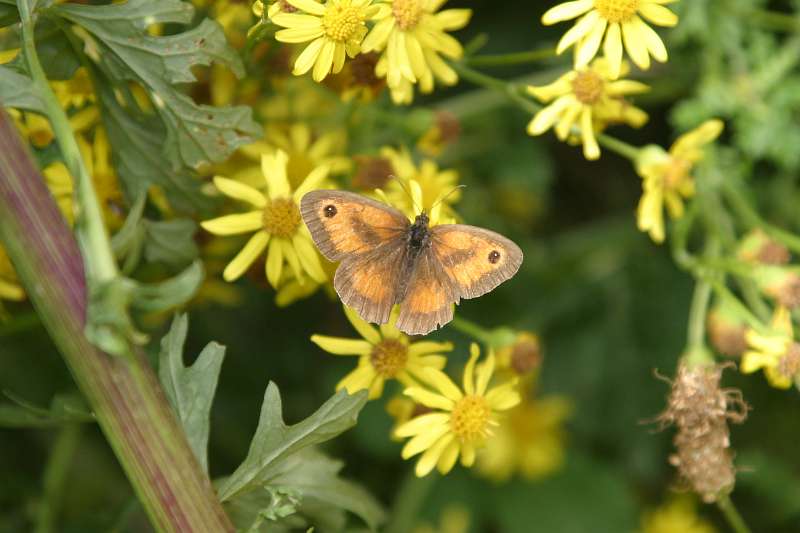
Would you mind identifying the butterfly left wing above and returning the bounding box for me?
[429,224,523,300]
[396,246,459,336]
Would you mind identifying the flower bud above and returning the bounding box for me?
[737,229,790,265]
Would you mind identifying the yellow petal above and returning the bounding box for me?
[603,23,623,79]
[266,237,284,288]
[401,422,451,458]
[222,231,270,282]
[312,39,336,82]
[639,2,678,26]
[579,107,600,160]
[474,352,496,396]
[396,412,451,438]
[415,434,452,477]
[556,11,600,55]
[201,211,263,236]
[436,439,460,474]
[527,95,575,136]
[292,234,327,283]
[293,164,331,202]
[213,176,266,207]
[286,0,325,16]
[459,442,476,467]
[542,0,593,25]
[408,341,454,357]
[622,17,651,70]
[311,335,372,355]
[485,383,522,410]
[404,386,455,410]
[293,37,326,75]
[337,363,378,395]
[575,18,606,68]
[343,304,382,344]
[262,151,291,200]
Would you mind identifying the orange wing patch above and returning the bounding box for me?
[335,242,406,325]
[301,190,408,261]
[431,224,523,300]
[396,251,456,336]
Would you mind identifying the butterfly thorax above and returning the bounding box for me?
[408,212,431,250]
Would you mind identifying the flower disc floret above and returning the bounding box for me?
[370,338,409,378]
[262,198,301,238]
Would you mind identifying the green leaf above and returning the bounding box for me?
[226,449,384,532]
[130,260,204,313]
[95,79,211,211]
[0,66,44,112]
[143,218,199,267]
[0,4,19,27]
[54,0,260,171]
[158,314,226,474]
[0,391,94,428]
[218,384,368,502]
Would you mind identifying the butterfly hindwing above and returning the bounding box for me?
[300,190,409,262]
[430,224,523,300]
[396,247,459,335]
[334,239,408,325]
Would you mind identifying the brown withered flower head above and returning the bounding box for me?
[737,229,790,265]
[351,155,395,191]
[707,307,748,358]
[656,361,749,503]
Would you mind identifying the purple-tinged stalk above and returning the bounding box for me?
[0,110,233,532]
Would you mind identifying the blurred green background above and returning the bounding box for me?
[4,0,800,531]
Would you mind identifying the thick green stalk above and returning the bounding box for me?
[0,111,233,532]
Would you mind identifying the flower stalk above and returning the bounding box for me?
[0,110,233,532]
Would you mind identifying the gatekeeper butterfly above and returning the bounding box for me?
[301,190,523,335]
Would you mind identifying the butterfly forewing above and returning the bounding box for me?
[300,190,409,261]
[430,224,523,300]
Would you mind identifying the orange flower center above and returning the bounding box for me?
[392,0,423,30]
[450,395,491,443]
[663,157,692,190]
[571,70,605,104]
[370,338,408,377]
[263,197,301,238]
[593,0,640,23]
[323,3,364,42]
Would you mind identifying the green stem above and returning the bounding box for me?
[384,471,437,533]
[18,2,117,283]
[716,494,752,533]
[0,111,233,532]
[596,133,640,161]
[747,9,800,32]
[687,279,712,350]
[449,315,494,345]
[451,62,542,115]
[721,181,800,255]
[35,424,82,533]
[466,47,556,67]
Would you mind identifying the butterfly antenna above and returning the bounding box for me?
[431,185,466,211]
[388,174,423,213]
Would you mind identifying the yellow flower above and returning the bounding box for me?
[741,306,800,389]
[640,496,717,533]
[527,58,649,160]
[50,67,96,110]
[0,247,25,304]
[240,123,351,188]
[311,305,453,399]
[194,0,254,49]
[201,150,329,287]
[273,0,386,82]
[362,0,471,104]
[42,127,125,229]
[476,394,571,482]
[380,146,460,222]
[542,0,678,79]
[396,343,521,477]
[635,119,724,243]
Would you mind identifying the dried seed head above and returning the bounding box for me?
[738,229,790,265]
[707,310,748,357]
[656,362,749,503]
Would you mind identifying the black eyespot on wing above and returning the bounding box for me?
[324,204,337,218]
[488,250,500,264]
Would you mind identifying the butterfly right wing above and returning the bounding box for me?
[301,190,410,324]
[300,189,409,261]
[396,247,459,336]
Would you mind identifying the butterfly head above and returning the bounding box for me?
[409,210,430,249]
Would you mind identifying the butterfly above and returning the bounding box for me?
[300,190,523,336]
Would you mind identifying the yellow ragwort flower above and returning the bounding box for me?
[362,0,471,104]
[396,343,521,477]
[640,496,717,533]
[241,123,351,188]
[542,0,678,79]
[636,119,724,243]
[273,0,386,82]
[527,58,649,160]
[201,150,328,287]
[312,305,452,399]
[476,394,571,482]
[0,247,25,304]
[741,306,800,389]
[380,146,460,222]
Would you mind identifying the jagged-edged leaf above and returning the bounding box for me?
[130,260,204,313]
[0,66,44,112]
[54,0,260,171]
[226,449,384,533]
[0,391,94,428]
[158,314,226,473]
[218,384,368,502]
[96,83,211,212]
